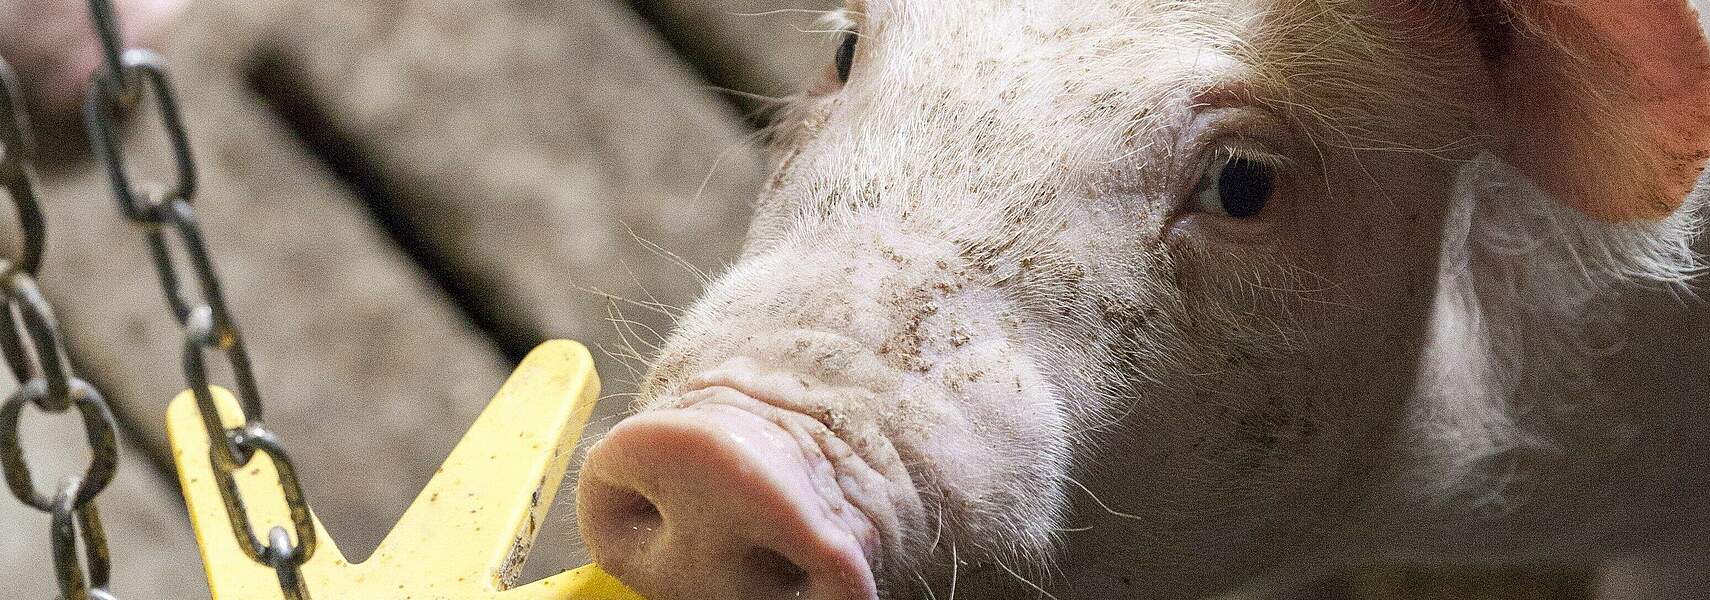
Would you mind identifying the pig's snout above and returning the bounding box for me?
[577,388,881,600]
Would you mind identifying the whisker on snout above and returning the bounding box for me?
[994,557,1063,600]
[1063,476,1144,521]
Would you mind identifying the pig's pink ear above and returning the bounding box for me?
[1478,0,1710,221]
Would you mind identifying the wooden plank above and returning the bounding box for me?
[34,0,515,561]
[251,0,766,432]
[232,0,778,577]
[239,0,784,575]
[247,0,765,381]
[16,0,805,585]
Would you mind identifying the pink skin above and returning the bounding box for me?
[0,0,186,114]
[579,385,882,600]
[574,0,1710,598]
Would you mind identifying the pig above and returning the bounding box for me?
[575,0,1710,598]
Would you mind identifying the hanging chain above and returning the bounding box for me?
[0,58,124,600]
[77,0,318,598]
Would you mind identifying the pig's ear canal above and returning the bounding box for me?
[1473,0,1710,222]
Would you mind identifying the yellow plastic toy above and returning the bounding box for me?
[168,340,644,600]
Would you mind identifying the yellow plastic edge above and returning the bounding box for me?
[167,340,643,600]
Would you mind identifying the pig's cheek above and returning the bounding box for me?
[1166,212,1284,246]
[1169,244,1299,316]
[764,100,837,189]
[894,350,1071,549]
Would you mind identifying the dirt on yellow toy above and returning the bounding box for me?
[170,340,643,600]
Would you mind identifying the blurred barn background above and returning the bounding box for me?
[0,0,1615,597]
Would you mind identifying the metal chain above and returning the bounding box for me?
[0,57,124,600]
[77,0,318,598]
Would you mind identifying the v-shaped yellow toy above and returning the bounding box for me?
[168,340,645,600]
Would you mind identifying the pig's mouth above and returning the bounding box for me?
[578,374,916,600]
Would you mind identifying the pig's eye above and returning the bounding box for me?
[1193,154,1277,219]
[835,30,858,83]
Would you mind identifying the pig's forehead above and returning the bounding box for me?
[853,0,1254,61]
[844,0,1456,82]
[841,0,1330,109]
[838,1,1252,110]
[836,0,1470,147]
[854,0,1262,23]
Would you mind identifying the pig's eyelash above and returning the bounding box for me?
[727,8,844,18]
[816,8,860,34]
[1213,145,1290,171]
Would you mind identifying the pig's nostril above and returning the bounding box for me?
[594,485,664,534]
[578,404,881,599]
[746,546,810,591]
[617,489,662,526]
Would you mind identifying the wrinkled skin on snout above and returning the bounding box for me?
[577,0,1710,598]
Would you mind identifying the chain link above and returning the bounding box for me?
[0,61,44,280]
[51,475,119,600]
[0,1,320,597]
[78,0,317,597]
[0,55,126,600]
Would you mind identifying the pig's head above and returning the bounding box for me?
[577,0,1710,598]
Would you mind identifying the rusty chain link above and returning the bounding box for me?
[0,57,124,600]
[78,0,318,596]
[0,0,319,598]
